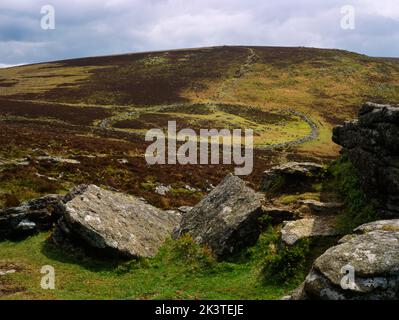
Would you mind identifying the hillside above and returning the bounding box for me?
[1,46,399,300]
[1,45,399,209]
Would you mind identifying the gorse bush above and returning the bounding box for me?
[167,234,216,272]
[261,235,311,285]
[328,155,378,233]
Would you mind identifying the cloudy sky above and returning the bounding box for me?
[0,0,398,67]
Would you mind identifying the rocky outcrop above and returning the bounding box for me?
[292,219,399,300]
[173,174,264,258]
[261,162,325,193]
[281,216,339,246]
[0,195,62,238]
[333,102,399,218]
[53,185,181,258]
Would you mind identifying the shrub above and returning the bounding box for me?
[0,193,20,208]
[168,234,216,272]
[328,155,378,233]
[261,238,311,285]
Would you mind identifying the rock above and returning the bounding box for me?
[178,206,193,214]
[204,180,216,192]
[0,195,63,238]
[281,216,339,246]
[288,282,308,300]
[261,206,298,225]
[184,185,198,192]
[117,159,129,164]
[0,270,16,276]
[354,219,399,233]
[155,184,171,196]
[333,102,399,218]
[0,157,30,167]
[165,210,182,221]
[298,200,343,215]
[173,174,264,258]
[294,219,399,300]
[54,185,180,258]
[36,156,80,165]
[261,162,325,193]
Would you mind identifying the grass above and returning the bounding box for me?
[0,63,104,97]
[110,104,313,147]
[0,231,297,300]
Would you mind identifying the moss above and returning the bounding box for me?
[169,187,195,197]
[140,182,156,191]
[278,192,320,205]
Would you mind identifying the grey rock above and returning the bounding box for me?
[354,219,399,234]
[298,200,343,215]
[155,184,171,196]
[294,219,399,300]
[184,185,198,192]
[173,174,264,258]
[117,159,129,164]
[0,157,30,167]
[281,216,339,246]
[178,206,193,214]
[333,102,399,217]
[261,162,325,193]
[54,185,180,258]
[0,195,63,238]
[36,156,80,165]
[261,206,298,225]
[16,219,37,231]
[0,269,16,276]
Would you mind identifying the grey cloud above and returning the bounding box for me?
[0,0,397,65]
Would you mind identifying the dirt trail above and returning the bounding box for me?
[215,48,259,100]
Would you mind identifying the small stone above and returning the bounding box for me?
[155,185,171,196]
[298,200,343,215]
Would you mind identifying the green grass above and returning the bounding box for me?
[0,231,297,300]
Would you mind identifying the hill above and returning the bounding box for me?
[0,46,399,209]
[1,46,399,300]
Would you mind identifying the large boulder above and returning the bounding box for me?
[333,102,399,218]
[53,185,181,258]
[292,219,399,300]
[261,162,325,193]
[0,195,62,238]
[173,174,264,258]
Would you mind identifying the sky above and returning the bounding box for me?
[0,0,398,67]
